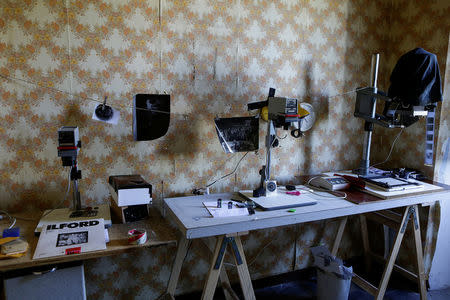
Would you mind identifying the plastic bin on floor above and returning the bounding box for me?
[311,245,353,300]
[316,268,351,300]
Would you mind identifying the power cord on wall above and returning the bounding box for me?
[193,151,251,194]
[41,166,73,219]
[370,128,404,168]
[206,152,249,188]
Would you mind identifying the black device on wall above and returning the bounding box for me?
[133,94,170,141]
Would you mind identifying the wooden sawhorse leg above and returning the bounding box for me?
[202,235,256,300]
[203,238,239,300]
[360,214,372,272]
[376,205,426,299]
[166,236,190,298]
[353,205,427,300]
[412,206,427,299]
[331,216,348,256]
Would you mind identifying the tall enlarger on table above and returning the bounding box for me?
[246,87,314,198]
[350,49,444,300]
[354,49,442,177]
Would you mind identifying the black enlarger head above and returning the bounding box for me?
[57,126,81,166]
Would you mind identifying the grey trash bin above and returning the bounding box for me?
[311,246,353,300]
[316,268,352,300]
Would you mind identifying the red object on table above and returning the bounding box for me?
[65,247,81,255]
[286,191,301,196]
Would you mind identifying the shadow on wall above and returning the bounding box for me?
[302,61,313,175]
[152,114,210,156]
[64,102,91,127]
[302,60,350,174]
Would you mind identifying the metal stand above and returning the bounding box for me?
[67,159,99,219]
[71,161,82,211]
[69,159,86,218]
[253,120,276,196]
[355,54,379,176]
[264,120,276,181]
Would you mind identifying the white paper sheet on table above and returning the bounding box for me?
[33,218,106,259]
[203,201,249,218]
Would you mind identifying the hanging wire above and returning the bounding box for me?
[0,73,175,115]
[327,86,370,99]
[0,72,369,116]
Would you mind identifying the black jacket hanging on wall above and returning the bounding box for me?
[388,47,443,107]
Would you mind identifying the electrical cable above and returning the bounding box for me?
[192,153,238,194]
[370,128,404,168]
[327,86,370,99]
[205,152,249,188]
[10,216,37,222]
[300,177,347,199]
[41,166,72,219]
[0,73,369,118]
[247,238,276,267]
[276,132,288,140]
[223,237,277,268]
[0,210,16,229]
[0,74,172,115]
[223,262,235,267]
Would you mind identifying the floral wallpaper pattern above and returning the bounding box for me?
[0,0,448,298]
[372,0,450,278]
[374,0,450,177]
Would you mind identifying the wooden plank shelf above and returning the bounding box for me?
[0,208,177,272]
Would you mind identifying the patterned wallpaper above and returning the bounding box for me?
[0,0,448,298]
[369,1,449,277]
[373,0,450,176]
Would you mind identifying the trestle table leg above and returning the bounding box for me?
[331,216,348,256]
[376,205,412,300]
[411,205,427,299]
[201,236,227,300]
[233,236,256,300]
[167,236,190,297]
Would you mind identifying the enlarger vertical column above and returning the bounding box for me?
[359,53,379,176]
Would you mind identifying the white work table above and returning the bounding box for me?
[165,190,354,239]
[164,182,450,300]
[164,186,449,239]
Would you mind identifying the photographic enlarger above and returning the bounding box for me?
[35,127,112,234]
[353,49,442,189]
